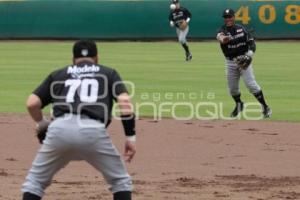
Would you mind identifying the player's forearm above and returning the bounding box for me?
[117,93,136,141]
[216,33,224,42]
[217,33,230,44]
[117,93,134,115]
[121,114,136,142]
[121,112,136,142]
[26,94,43,122]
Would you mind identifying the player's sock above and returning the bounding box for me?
[113,191,131,200]
[253,91,268,107]
[232,93,242,103]
[23,192,41,200]
[182,43,190,55]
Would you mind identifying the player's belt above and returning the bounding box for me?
[56,113,105,124]
[78,114,111,128]
[80,114,103,122]
[77,114,105,124]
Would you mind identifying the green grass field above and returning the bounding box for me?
[0,41,299,121]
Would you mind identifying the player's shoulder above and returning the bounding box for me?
[93,64,122,80]
[97,64,116,74]
[48,66,69,80]
[235,24,248,32]
[235,24,245,29]
[180,7,189,12]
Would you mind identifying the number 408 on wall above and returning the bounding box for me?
[236,5,300,25]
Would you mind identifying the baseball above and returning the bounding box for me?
[170,4,176,10]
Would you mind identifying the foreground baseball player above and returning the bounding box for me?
[216,9,272,118]
[22,40,136,200]
[169,0,192,61]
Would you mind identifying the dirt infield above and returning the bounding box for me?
[1,114,300,200]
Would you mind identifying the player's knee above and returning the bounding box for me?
[110,175,132,194]
[178,37,186,44]
[247,82,261,94]
[179,39,186,44]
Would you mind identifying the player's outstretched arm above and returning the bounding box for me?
[117,93,136,162]
[217,32,230,44]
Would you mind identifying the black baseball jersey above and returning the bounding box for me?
[169,7,191,28]
[217,24,256,59]
[33,61,127,124]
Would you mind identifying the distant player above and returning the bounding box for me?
[169,0,192,61]
[216,9,272,118]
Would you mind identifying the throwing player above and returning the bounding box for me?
[216,9,272,118]
[21,40,136,200]
[169,0,192,61]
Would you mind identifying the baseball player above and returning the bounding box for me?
[21,40,136,200]
[216,9,272,118]
[169,0,192,61]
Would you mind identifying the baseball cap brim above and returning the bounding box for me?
[223,14,234,18]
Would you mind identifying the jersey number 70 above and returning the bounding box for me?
[65,79,99,103]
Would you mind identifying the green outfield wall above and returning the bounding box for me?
[0,0,299,39]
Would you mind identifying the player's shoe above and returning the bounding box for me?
[230,102,244,117]
[262,106,272,118]
[186,53,192,61]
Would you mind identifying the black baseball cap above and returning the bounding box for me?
[172,0,179,4]
[73,40,98,58]
[222,8,235,18]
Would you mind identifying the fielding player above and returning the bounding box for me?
[169,0,192,61]
[21,40,136,200]
[216,9,272,118]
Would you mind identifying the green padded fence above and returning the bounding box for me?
[0,0,299,39]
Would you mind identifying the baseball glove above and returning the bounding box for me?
[36,126,48,144]
[36,117,51,144]
[234,55,252,70]
[178,20,187,30]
